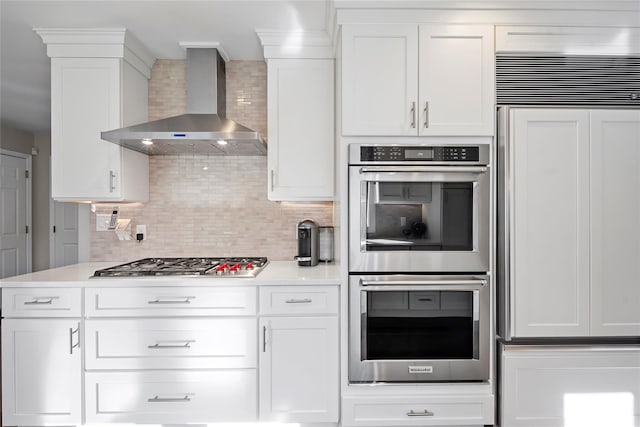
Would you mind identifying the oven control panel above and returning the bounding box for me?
[359,146,480,162]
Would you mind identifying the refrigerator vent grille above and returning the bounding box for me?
[496,55,640,106]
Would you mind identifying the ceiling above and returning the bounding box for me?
[0,0,330,133]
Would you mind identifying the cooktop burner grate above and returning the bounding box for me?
[93,257,268,277]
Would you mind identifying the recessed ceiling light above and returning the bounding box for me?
[142,138,153,145]
[217,139,228,145]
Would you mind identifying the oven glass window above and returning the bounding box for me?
[363,181,474,251]
[364,290,477,360]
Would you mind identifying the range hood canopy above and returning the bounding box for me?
[101,48,266,156]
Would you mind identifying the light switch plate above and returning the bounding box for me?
[96,214,111,231]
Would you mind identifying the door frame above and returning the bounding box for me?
[0,148,33,274]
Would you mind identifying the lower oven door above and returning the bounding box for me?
[349,275,490,383]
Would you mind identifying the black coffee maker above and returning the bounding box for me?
[295,219,319,266]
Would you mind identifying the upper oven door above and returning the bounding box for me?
[349,165,490,273]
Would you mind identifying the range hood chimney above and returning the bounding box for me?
[101,48,266,155]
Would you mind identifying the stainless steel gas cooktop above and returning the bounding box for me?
[93,257,269,278]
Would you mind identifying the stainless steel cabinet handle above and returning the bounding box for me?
[109,170,116,192]
[410,102,416,128]
[147,297,194,304]
[69,325,80,354]
[24,297,54,305]
[262,325,267,352]
[148,341,195,349]
[147,395,191,403]
[270,170,275,192]
[407,409,434,417]
[417,298,434,302]
[285,298,312,304]
[423,101,429,128]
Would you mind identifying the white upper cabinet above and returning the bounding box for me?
[418,25,495,135]
[37,29,153,202]
[267,58,334,201]
[342,24,494,136]
[342,24,418,136]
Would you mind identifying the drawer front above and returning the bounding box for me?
[342,395,494,426]
[85,286,256,317]
[85,370,257,424]
[501,346,640,427]
[259,286,338,315]
[85,318,257,369]
[2,288,81,317]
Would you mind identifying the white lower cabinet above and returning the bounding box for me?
[501,345,640,427]
[342,394,494,426]
[259,286,339,423]
[1,318,82,426]
[85,370,257,424]
[83,286,259,425]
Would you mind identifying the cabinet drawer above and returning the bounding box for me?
[259,286,338,315]
[2,288,81,317]
[342,395,494,426]
[85,370,257,424]
[85,286,256,317]
[85,318,256,369]
[501,345,640,427]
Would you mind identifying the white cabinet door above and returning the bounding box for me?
[590,110,640,336]
[501,345,640,427]
[1,319,81,426]
[267,59,334,201]
[50,57,149,202]
[418,25,495,136]
[259,316,339,423]
[511,109,591,337]
[342,24,418,136]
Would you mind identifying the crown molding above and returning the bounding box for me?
[33,28,155,78]
[256,29,335,59]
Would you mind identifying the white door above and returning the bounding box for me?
[51,200,78,267]
[0,152,30,278]
[259,316,339,423]
[511,109,591,337]
[1,318,82,425]
[342,24,418,136]
[418,25,495,136]
[590,109,640,336]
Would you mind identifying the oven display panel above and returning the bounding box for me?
[360,146,480,162]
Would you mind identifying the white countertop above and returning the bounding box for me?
[0,261,341,288]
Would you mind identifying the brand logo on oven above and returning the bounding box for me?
[408,366,433,374]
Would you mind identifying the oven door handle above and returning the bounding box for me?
[359,166,487,174]
[360,279,486,289]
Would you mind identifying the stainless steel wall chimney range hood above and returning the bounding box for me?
[101,48,266,155]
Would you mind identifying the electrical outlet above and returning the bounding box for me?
[136,225,147,241]
[96,214,111,231]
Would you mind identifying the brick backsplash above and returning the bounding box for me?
[90,59,333,262]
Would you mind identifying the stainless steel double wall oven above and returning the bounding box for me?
[348,144,491,383]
